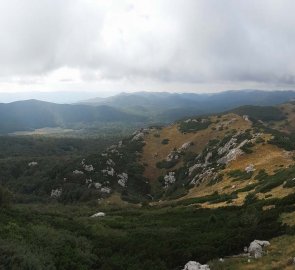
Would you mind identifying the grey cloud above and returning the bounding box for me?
[0,0,295,88]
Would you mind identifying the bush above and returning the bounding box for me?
[227,170,253,181]
[0,186,12,207]
[179,118,212,133]
[161,139,170,145]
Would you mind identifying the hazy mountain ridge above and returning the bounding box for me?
[0,99,147,133]
[2,90,295,134]
[79,90,295,122]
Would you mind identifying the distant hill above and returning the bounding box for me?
[0,100,147,133]
[2,90,295,134]
[79,90,295,121]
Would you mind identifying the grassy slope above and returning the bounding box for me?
[140,111,295,207]
[141,114,251,189]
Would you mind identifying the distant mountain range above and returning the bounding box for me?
[0,100,146,133]
[1,90,295,134]
[79,90,295,121]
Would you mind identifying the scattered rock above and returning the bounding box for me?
[188,163,202,176]
[28,161,38,167]
[164,172,176,188]
[106,159,115,167]
[102,167,115,176]
[84,164,94,172]
[100,187,111,194]
[94,182,102,189]
[204,152,212,166]
[179,141,193,151]
[132,131,144,141]
[73,170,84,175]
[245,164,255,173]
[243,115,250,121]
[117,173,128,187]
[85,178,92,184]
[182,261,210,270]
[51,188,62,198]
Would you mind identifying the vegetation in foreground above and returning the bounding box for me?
[1,191,295,270]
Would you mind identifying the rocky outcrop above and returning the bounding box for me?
[218,138,237,155]
[248,240,270,258]
[166,141,192,162]
[106,159,115,167]
[189,163,202,176]
[117,173,128,187]
[217,139,248,164]
[164,172,176,188]
[132,131,145,141]
[183,261,210,270]
[166,151,180,162]
[102,167,115,176]
[217,148,244,164]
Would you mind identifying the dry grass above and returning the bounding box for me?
[281,211,295,227]
[141,114,251,183]
[176,137,295,207]
[140,112,295,208]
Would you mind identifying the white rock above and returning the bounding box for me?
[85,178,92,184]
[188,163,202,176]
[132,132,144,141]
[179,141,192,151]
[73,170,84,175]
[248,240,270,258]
[218,138,237,155]
[217,148,243,164]
[102,167,115,176]
[91,212,105,218]
[28,161,38,167]
[164,172,176,188]
[204,152,212,166]
[100,187,111,194]
[106,159,115,166]
[183,261,210,270]
[51,188,62,198]
[117,173,128,187]
[84,164,94,172]
[94,182,102,189]
[243,115,250,121]
[245,164,255,173]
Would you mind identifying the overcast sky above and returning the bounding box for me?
[1,0,295,98]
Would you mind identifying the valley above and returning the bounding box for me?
[2,100,295,269]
